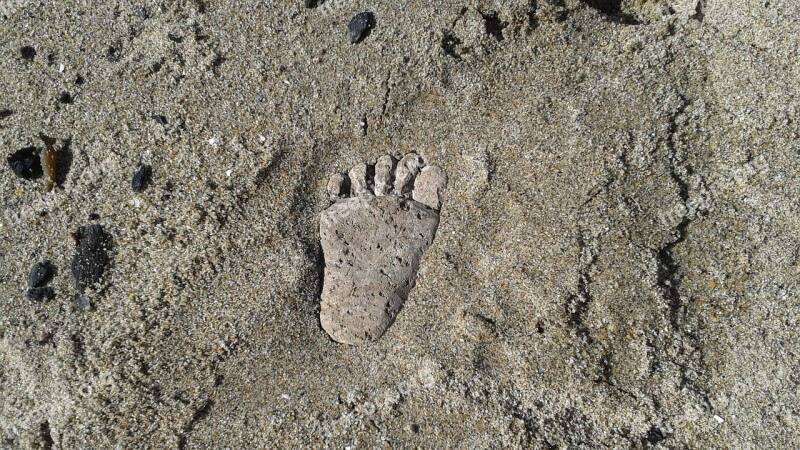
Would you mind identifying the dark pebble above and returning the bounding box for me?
[57,91,73,104]
[28,261,55,287]
[132,163,152,192]
[75,75,85,85]
[646,426,665,444]
[89,213,100,221]
[26,287,55,302]
[7,147,43,180]
[20,46,36,60]
[0,109,13,118]
[168,33,183,43]
[137,6,149,19]
[348,12,375,44]
[304,0,319,7]
[152,114,168,125]
[71,224,112,293]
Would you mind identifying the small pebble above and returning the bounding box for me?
[132,163,152,192]
[57,91,73,104]
[152,114,168,125]
[20,46,36,60]
[28,262,54,287]
[0,109,13,118]
[71,224,112,294]
[77,293,92,310]
[89,213,100,221]
[6,147,43,180]
[304,0,319,7]
[26,287,55,302]
[137,6,149,19]
[348,12,375,44]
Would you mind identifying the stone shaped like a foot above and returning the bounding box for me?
[320,154,447,345]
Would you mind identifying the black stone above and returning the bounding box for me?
[89,213,100,221]
[26,287,55,302]
[7,147,43,180]
[57,91,73,104]
[304,0,319,7]
[137,6,149,19]
[132,163,152,192]
[20,46,36,60]
[71,224,112,293]
[75,75,85,85]
[348,12,375,44]
[152,114,168,125]
[645,426,665,444]
[28,262,55,287]
[0,109,12,118]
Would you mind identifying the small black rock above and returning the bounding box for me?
[152,114,168,125]
[304,0,319,7]
[28,261,55,287]
[0,109,13,118]
[26,287,55,302]
[89,213,100,221]
[75,75,85,85]
[57,91,73,104]
[137,6,149,19]
[20,46,36,60]
[348,12,375,44]
[7,147,43,180]
[132,163,152,192]
[71,224,112,294]
[645,426,665,444]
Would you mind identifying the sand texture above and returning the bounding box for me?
[1,0,799,448]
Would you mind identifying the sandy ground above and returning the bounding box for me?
[1,0,799,448]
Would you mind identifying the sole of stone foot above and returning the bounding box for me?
[319,153,447,345]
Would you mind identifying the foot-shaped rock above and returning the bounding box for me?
[320,153,447,345]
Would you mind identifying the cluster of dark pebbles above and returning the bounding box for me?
[24,222,113,308]
[4,44,151,308]
[26,262,55,301]
[5,140,148,308]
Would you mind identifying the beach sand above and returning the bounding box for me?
[1,0,799,447]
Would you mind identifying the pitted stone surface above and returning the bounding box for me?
[320,154,446,345]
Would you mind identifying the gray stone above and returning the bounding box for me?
[320,154,447,345]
